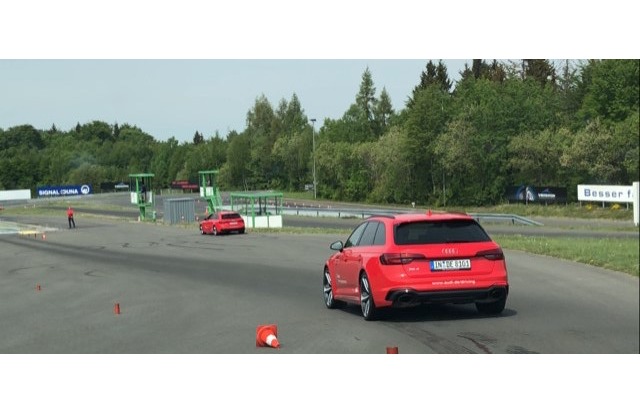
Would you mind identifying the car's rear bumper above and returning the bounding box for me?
[385,285,508,307]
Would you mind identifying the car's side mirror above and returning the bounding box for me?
[330,241,344,252]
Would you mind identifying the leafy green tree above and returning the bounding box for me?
[205,132,228,170]
[408,60,452,107]
[522,59,557,87]
[372,87,394,137]
[433,119,483,205]
[270,93,311,188]
[615,109,640,182]
[315,140,372,201]
[321,105,371,143]
[245,94,278,188]
[193,130,204,145]
[578,59,640,124]
[403,85,452,203]
[220,132,251,190]
[557,60,583,128]
[560,118,632,184]
[368,126,414,204]
[356,67,377,123]
[271,130,310,191]
[277,93,308,136]
[68,163,107,188]
[459,59,507,84]
[0,124,44,150]
[507,128,573,186]
[75,120,113,143]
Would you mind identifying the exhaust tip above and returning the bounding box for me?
[489,288,505,299]
[397,293,417,305]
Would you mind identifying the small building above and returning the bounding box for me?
[229,191,284,229]
[164,197,196,224]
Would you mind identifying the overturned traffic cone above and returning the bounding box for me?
[113,302,121,315]
[256,324,280,348]
[386,346,399,354]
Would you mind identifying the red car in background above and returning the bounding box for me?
[323,211,509,320]
[199,211,245,235]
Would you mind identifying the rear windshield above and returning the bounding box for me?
[394,219,491,245]
[222,213,242,219]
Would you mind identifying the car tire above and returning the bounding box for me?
[475,296,507,315]
[199,225,204,235]
[323,267,343,309]
[212,226,218,236]
[240,228,245,234]
[360,272,379,321]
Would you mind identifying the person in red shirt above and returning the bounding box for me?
[67,206,76,229]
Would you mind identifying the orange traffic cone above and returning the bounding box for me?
[386,346,399,354]
[114,303,121,315]
[36,283,41,292]
[42,233,46,240]
[256,324,280,348]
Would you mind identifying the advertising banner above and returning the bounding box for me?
[505,185,567,204]
[577,184,635,203]
[171,180,198,190]
[37,184,93,197]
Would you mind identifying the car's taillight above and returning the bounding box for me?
[380,253,426,265]
[475,248,504,260]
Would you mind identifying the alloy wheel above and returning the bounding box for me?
[323,268,334,308]
[360,273,377,320]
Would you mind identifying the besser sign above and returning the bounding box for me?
[577,185,634,203]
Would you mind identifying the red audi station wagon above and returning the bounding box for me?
[323,211,509,320]
[199,211,245,236]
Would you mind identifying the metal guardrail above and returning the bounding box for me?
[468,213,543,226]
[280,207,543,226]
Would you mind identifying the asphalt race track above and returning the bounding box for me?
[1,206,638,354]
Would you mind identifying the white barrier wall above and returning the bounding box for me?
[0,189,32,201]
[241,214,283,229]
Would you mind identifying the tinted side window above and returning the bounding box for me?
[395,219,491,245]
[373,221,386,245]
[358,222,380,247]
[344,222,368,248]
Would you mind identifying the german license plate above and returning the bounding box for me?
[430,259,471,271]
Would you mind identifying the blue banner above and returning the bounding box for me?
[37,184,93,197]
[505,185,567,204]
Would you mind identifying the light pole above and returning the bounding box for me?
[310,118,317,199]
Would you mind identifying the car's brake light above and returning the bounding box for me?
[380,253,426,265]
[475,248,504,260]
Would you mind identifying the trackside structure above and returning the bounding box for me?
[198,170,223,213]
[129,173,155,221]
[230,191,284,229]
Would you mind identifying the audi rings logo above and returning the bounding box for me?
[80,185,91,195]
[441,248,458,255]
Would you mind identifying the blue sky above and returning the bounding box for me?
[0,59,470,141]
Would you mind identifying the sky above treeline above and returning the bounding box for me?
[0,59,472,142]
[2,2,634,143]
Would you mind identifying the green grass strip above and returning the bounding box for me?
[492,234,639,277]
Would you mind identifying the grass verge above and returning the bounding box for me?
[492,234,639,277]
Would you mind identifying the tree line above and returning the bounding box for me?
[0,59,638,206]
